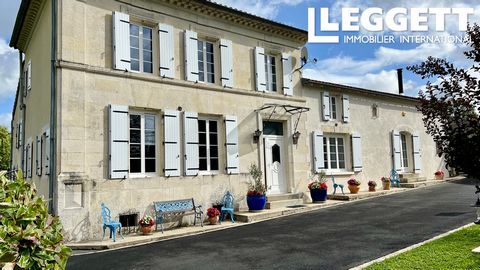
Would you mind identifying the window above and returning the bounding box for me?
[264,54,277,92]
[198,119,219,172]
[330,96,337,119]
[323,135,346,170]
[129,113,156,175]
[372,104,378,118]
[198,40,215,83]
[400,133,408,168]
[130,24,152,73]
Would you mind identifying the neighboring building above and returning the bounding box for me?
[9,0,444,241]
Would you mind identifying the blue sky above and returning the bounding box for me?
[0,0,478,128]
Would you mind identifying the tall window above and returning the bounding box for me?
[323,136,346,170]
[264,54,277,92]
[130,24,152,73]
[129,113,156,175]
[330,96,337,119]
[198,119,219,172]
[400,133,408,168]
[198,40,215,83]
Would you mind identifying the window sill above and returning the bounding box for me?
[325,171,355,176]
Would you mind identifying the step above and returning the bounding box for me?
[266,193,302,202]
[327,189,403,201]
[266,198,304,209]
[399,173,418,179]
[400,180,442,188]
[400,177,427,183]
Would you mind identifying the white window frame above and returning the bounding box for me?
[330,96,337,120]
[129,112,157,177]
[198,117,219,174]
[197,39,215,84]
[264,54,277,92]
[323,135,347,172]
[129,23,153,74]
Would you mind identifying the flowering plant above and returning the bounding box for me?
[206,207,220,218]
[308,171,328,190]
[368,180,377,187]
[381,176,391,183]
[139,215,155,227]
[247,164,266,196]
[347,179,361,186]
[434,171,444,176]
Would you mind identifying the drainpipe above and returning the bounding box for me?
[48,0,58,215]
[20,52,26,176]
[396,68,404,95]
[9,119,13,171]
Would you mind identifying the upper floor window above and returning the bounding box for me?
[264,54,277,92]
[197,40,215,83]
[330,96,337,120]
[323,135,346,171]
[198,118,219,172]
[130,24,153,73]
[372,104,379,118]
[129,113,156,176]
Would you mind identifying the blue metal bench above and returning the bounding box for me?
[219,191,235,224]
[101,203,124,242]
[153,198,203,233]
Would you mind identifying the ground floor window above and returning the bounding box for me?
[198,118,219,172]
[129,113,156,175]
[323,135,346,170]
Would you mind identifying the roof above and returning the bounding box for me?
[301,78,420,103]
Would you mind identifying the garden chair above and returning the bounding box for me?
[331,175,345,195]
[390,169,401,188]
[219,191,235,223]
[101,203,124,242]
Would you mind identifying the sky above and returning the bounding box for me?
[0,0,478,128]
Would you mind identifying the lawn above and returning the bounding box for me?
[366,225,480,270]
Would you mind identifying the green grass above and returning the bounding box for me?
[366,225,480,270]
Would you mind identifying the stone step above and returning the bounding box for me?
[400,177,427,183]
[399,173,418,179]
[266,193,302,202]
[400,180,443,188]
[265,198,304,209]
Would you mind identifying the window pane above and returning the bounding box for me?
[130,115,141,128]
[199,133,206,144]
[323,137,328,169]
[143,39,152,50]
[198,120,206,132]
[130,25,139,36]
[145,145,155,158]
[210,146,218,158]
[197,40,203,51]
[130,37,139,49]
[339,160,345,169]
[209,133,218,145]
[131,60,139,72]
[145,130,155,145]
[207,73,215,83]
[210,158,219,170]
[263,121,283,135]
[143,62,152,73]
[145,115,155,129]
[209,121,217,132]
[145,159,156,173]
[130,159,141,173]
[199,158,207,171]
[206,42,214,52]
[143,50,152,62]
[199,146,207,158]
[130,130,141,143]
[130,48,139,60]
[143,27,152,39]
[130,145,141,158]
[207,53,214,64]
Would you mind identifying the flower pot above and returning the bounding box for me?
[382,182,391,190]
[208,216,219,225]
[435,175,444,180]
[310,188,328,203]
[368,186,376,192]
[246,195,266,211]
[140,225,153,235]
[348,185,360,194]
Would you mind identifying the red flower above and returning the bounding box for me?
[207,207,220,218]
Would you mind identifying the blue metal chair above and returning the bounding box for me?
[101,203,124,242]
[390,169,401,188]
[219,191,235,224]
[331,175,345,195]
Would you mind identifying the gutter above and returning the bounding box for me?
[48,0,57,214]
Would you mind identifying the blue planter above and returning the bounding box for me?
[310,188,328,202]
[247,195,266,211]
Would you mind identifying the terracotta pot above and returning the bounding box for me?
[140,225,153,235]
[368,186,376,192]
[348,185,360,194]
[208,216,219,225]
[435,175,444,180]
[383,182,391,190]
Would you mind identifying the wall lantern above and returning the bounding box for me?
[292,131,301,145]
[253,129,262,144]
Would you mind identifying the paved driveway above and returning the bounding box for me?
[67,179,477,270]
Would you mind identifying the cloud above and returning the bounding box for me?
[0,38,18,100]
[0,0,21,39]
[0,113,12,128]
[213,0,308,19]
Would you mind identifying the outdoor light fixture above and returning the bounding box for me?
[292,131,301,145]
[253,129,262,143]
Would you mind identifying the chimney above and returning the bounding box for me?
[396,68,404,95]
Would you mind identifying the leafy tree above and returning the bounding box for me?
[407,24,480,180]
[0,171,71,269]
[0,126,10,170]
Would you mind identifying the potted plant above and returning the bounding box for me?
[368,180,377,192]
[246,164,267,211]
[381,176,391,190]
[139,215,155,235]
[206,207,220,225]
[434,170,444,180]
[308,171,328,203]
[347,178,361,194]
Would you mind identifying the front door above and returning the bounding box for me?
[399,133,409,172]
[264,136,286,194]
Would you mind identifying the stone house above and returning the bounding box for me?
[9,0,444,241]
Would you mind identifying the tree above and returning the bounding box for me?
[0,126,11,171]
[407,24,480,180]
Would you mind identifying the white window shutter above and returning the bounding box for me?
[27,60,32,91]
[109,104,129,179]
[36,135,42,176]
[183,111,199,176]
[163,110,181,177]
[322,92,330,121]
[27,141,32,178]
[225,115,239,174]
[18,121,23,147]
[352,133,362,172]
[254,47,266,92]
[312,131,324,173]
[281,53,293,96]
[44,129,50,175]
[220,39,234,88]
[112,11,131,71]
[392,130,402,172]
[184,30,199,82]
[15,123,19,149]
[159,23,175,78]
[412,132,422,173]
[342,94,350,123]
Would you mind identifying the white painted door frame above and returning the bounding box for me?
[264,135,287,195]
